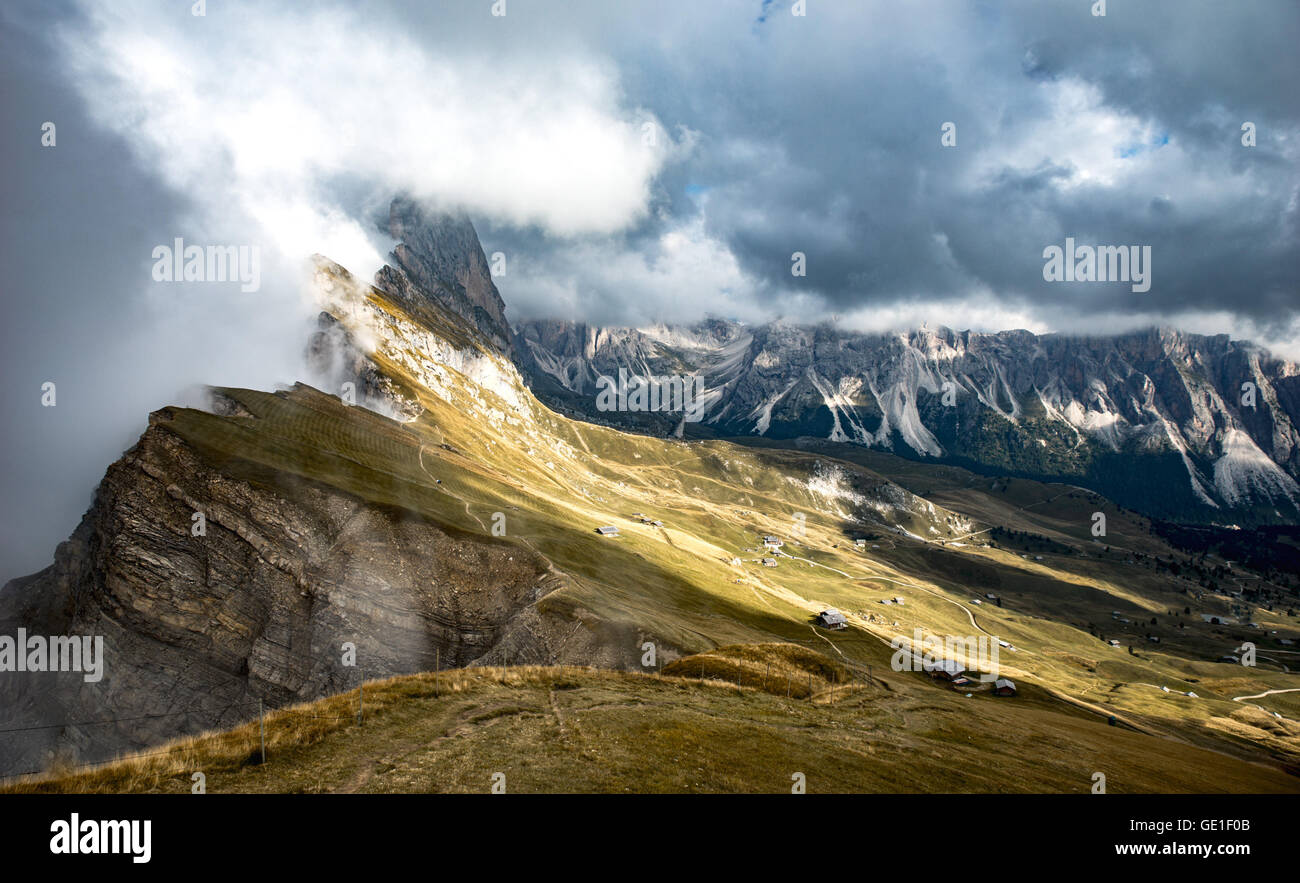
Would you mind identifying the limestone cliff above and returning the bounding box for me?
[0,199,584,777]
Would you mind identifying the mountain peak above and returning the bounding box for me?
[383,196,513,354]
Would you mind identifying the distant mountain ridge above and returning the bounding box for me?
[513,319,1300,525]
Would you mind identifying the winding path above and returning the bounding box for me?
[417,443,488,531]
[1232,687,1300,703]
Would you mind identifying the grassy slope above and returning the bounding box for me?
[6,647,1295,794]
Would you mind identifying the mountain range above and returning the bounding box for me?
[516,316,1300,526]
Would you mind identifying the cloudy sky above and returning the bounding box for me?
[1,0,1297,577]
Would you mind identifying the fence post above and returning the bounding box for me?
[259,698,265,765]
[358,678,364,726]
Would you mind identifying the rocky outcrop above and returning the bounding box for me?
[305,312,424,422]
[0,405,583,776]
[384,197,514,355]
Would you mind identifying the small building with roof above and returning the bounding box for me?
[924,659,966,681]
[817,608,848,630]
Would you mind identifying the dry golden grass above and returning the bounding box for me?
[7,653,1297,795]
[1,666,588,794]
[662,642,853,699]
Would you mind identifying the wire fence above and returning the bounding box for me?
[0,702,262,735]
[0,683,366,784]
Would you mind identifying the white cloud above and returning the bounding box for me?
[502,212,769,326]
[60,0,672,281]
[842,298,1300,363]
[966,78,1153,191]
[837,292,1051,337]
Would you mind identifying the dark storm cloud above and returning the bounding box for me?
[443,0,1297,337]
[1,1,191,579]
[659,0,1298,325]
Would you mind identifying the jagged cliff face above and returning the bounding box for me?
[384,197,514,355]
[0,400,566,775]
[516,320,1300,523]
